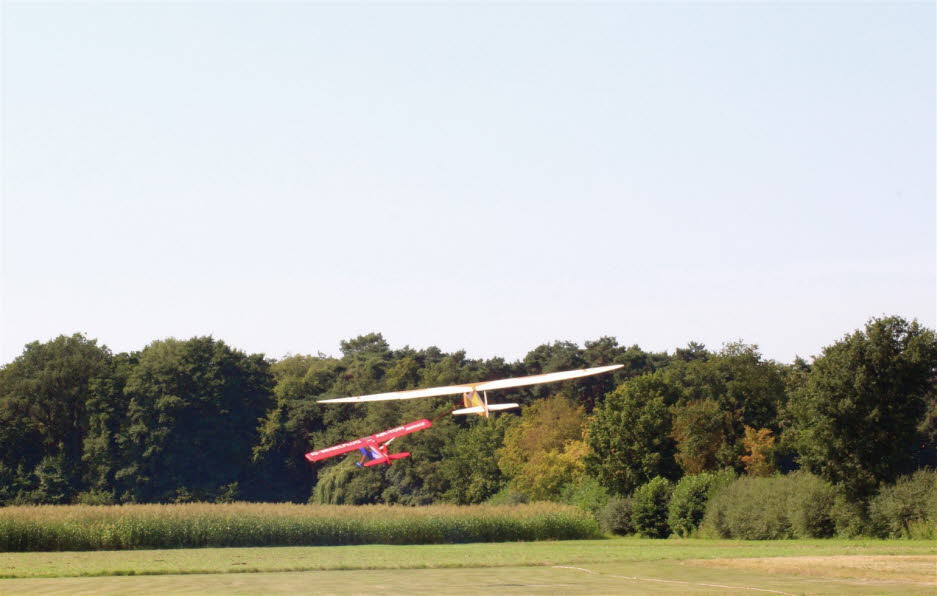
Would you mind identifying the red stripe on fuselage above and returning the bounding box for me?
[369,419,432,441]
[305,438,365,461]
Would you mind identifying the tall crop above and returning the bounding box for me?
[0,502,600,552]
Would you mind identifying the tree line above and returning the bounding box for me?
[0,316,933,514]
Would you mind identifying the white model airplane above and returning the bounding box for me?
[317,364,623,417]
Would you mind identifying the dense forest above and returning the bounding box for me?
[1,316,934,524]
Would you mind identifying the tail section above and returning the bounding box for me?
[452,403,519,415]
[362,452,410,466]
[455,388,520,416]
[487,403,520,412]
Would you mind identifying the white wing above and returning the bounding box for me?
[317,364,623,404]
[317,384,475,403]
[474,364,624,391]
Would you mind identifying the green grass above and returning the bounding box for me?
[1,539,935,595]
[0,537,933,579]
[5,564,933,595]
[0,502,599,551]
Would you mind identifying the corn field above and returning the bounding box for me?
[0,502,601,551]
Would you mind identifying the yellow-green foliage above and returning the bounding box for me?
[0,502,600,552]
[497,396,588,500]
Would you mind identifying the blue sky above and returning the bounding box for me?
[2,2,934,365]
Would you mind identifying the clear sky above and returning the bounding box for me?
[2,2,934,366]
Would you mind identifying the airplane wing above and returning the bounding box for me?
[369,418,432,442]
[316,365,623,405]
[317,384,475,403]
[473,364,624,391]
[304,437,369,462]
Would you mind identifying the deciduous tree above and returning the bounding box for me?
[498,395,587,500]
[788,316,937,497]
[585,373,681,495]
[0,334,111,503]
[117,337,273,502]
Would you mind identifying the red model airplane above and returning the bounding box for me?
[304,419,432,467]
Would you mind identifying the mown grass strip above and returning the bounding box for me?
[0,503,600,552]
[1,537,935,580]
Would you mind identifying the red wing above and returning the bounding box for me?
[305,437,367,462]
[368,419,432,443]
[304,420,431,463]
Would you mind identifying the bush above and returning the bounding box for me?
[486,487,530,505]
[599,496,634,535]
[868,469,937,539]
[785,472,836,538]
[703,473,835,540]
[667,473,714,537]
[830,493,868,538]
[74,490,116,506]
[631,477,673,538]
[560,477,610,515]
[707,467,738,498]
[704,476,790,539]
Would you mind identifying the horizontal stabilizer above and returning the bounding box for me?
[363,452,410,466]
[452,403,519,415]
[487,403,520,411]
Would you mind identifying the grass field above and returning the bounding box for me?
[1,537,934,594]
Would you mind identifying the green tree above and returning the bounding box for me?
[252,355,341,502]
[329,333,393,399]
[311,461,384,504]
[514,341,586,408]
[669,399,725,475]
[116,337,273,502]
[497,395,587,500]
[585,373,681,495]
[82,352,137,497]
[674,341,709,362]
[383,356,422,391]
[664,342,786,471]
[788,316,937,498]
[579,338,669,411]
[522,341,585,375]
[0,334,112,503]
[439,415,514,504]
[419,351,471,388]
[912,379,937,470]
[340,333,390,358]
